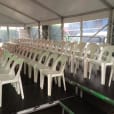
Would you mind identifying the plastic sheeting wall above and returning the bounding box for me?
[49,24,61,41]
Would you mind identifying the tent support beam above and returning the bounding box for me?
[99,0,113,44]
[38,22,41,39]
[7,26,10,41]
[80,17,83,42]
[107,9,113,44]
[99,0,113,9]
[0,1,40,23]
[31,0,62,18]
[61,17,64,41]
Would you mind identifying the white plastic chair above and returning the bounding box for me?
[0,58,24,107]
[38,53,59,86]
[33,51,50,82]
[40,55,68,96]
[73,42,86,74]
[23,48,34,74]
[108,58,114,87]
[0,55,17,74]
[88,46,114,85]
[83,43,100,78]
[27,50,43,78]
[0,50,13,68]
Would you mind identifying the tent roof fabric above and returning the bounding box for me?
[0,0,113,25]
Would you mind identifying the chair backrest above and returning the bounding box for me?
[3,49,11,58]
[9,58,24,77]
[28,49,36,60]
[93,45,114,62]
[99,46,114,62]
[53,41,59,52]
[34,50,43,61]
[21,47,27,57]
[45,39,50,49]
[23,47,29,57]
[52,55,68,72]
[26,48,34,59]
[24,47,32,58]
[30,50,40,61]
[4,55,17,70]
[45,53,58,67]
[38,51,50,64]
[1,50,12,67]
[63,41,72,54]
[73,42,86,56]
[17,46,23,55]
[85,43,100,59]
[72,42,78,52]
[19,47,28,56]
[48,40,54,51]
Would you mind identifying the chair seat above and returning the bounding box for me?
[24,58,31,63]
[0,74,15,84]
[87,58,112,66]
[75,55,84,60]
[28,61,37,66]
[0,65,5,69]
[0,69,9,74]
[41,69,62,76]
[38,64,49,70]
[31,62,45,68]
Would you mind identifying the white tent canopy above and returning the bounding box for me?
[0,0,113,25]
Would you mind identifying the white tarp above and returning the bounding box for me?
[0,0,113,25]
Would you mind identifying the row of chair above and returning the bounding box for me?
[0,50,24,107]
[10,46,68,96]
[4,39,114,87]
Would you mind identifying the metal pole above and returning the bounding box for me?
[62,108,64,114]
[107,9,113,44]
[7,26,10,41]
[38,22,41,39]
[86,24,108,42]
[61,17,64,41]
[80,17,83,42]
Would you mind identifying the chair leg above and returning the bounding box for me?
[77,59,80,69]
[0,83,2,107]
[112,74,114,81]
[70,56,74,73]
[34,67,37,83]
[84,59,88,78]
[40,74,45,89]
[68,57,71,72]
[14,82,20,95]
[58,77,61,87]
[54,77,57,84]
[18,77,24,99]
[24,63,26,74]
[48,75,52,96]
[89,63,93,79]
[62,74,66,91]
[28,65,32,79]
[108,66,113,87]
[17,82,21,95]
[74,58,77,75]
[101,63,106,85]
[75,59,79,74]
